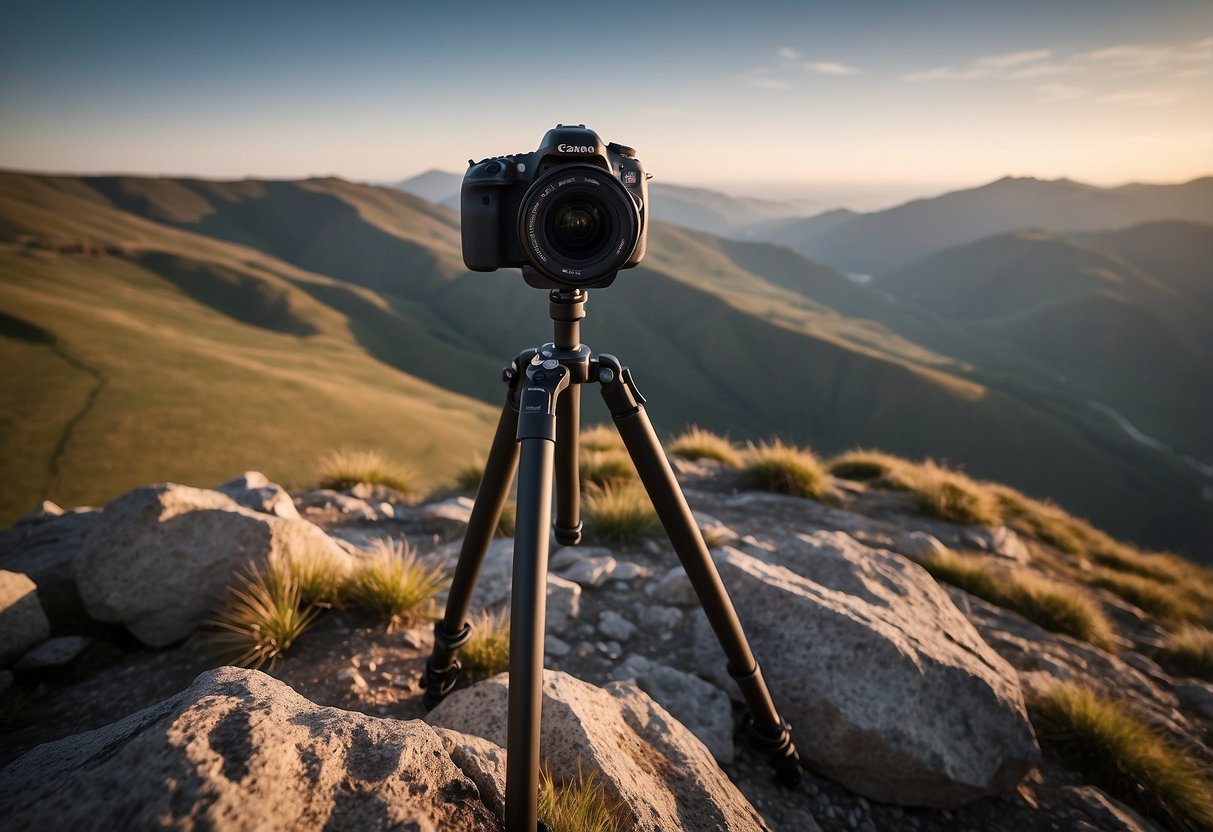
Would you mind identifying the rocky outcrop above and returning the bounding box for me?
[695,533,1039,807]
[0,666,501,831]
[216,471,300,520]
[74,484,352,646]
[0,504,99,631]
[0,570,49,664]
[426,670,779,832]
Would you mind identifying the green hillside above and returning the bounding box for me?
[1,170,1209,559]
[877,228,1213,459]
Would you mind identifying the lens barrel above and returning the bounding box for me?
[518,165,640,285]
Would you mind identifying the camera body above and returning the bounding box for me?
[461,125,648,290]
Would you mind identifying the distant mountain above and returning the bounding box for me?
[764,176,1213,277]
[878,226,1213,460]
[2,170,1209,558]
[391,171,814,238]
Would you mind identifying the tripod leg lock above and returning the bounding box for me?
[420,621,473,709]
[731,664,802,787]
[554,520,583,546]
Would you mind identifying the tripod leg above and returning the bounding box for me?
[553,386,582,545]
[506,360,570,832]
[422,355,531,709]
[595,355,801,786]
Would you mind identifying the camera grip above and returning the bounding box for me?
[461,184,500,271]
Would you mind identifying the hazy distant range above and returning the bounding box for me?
[1,168,1210,559]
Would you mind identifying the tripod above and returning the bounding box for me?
[422,288,800,832]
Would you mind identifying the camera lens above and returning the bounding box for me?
[519,165,640,285]
[548,200,609,258]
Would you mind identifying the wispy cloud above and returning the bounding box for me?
[1036,84,1085,103]
[806,61,859,76]
[1096,89,1186,107]
[975,49,1053,68]
[746,48,860,87]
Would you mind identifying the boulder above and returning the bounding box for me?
[0,507,100,632]
[14,635,90,671]
[959,525,1031,563]
[422,496,475,537]
[426,671,771,831]
[0,666,500,831]
[74,484,352,646]
[610,653,735,763]
[216,471,300,520]
[698,533,1039,807]
[0,571,49,665]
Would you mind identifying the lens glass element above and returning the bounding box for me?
[547,198,610,260]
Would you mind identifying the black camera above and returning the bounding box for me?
[461,125,649,290]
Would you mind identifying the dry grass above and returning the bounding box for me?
[579,424,624,452]
[210,563,320,669]
[667,426,742,467]
[538,766,630,832]
[277,540,348,607]
[892,460,1001,526]
[1033,681,1213,832]
[317,449,415,494]
[579,449,637,487]
[740,439,834,502]
[827,448,910,482]
[1157,625,1213,681]
[460,608,511,683]
[451,456,485,493]
[496,499,517,538]
[1088,569,1203,625]
[584,481,662,545]
[917,550,1115,649]
[348,539,447,627]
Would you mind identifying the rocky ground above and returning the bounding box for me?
[1,461,1209,831]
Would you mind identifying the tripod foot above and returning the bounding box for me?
[742,713,801,786]
[420,621,473,710]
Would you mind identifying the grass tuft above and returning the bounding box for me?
[210,563,320,669]
[1033,681,1213,832]
[740,439,834,502]
[460,608,511,683]
[317,448,414,494]
[584,481,662,545]
[349,539,447,628]
[538,766,630,832]
[667,426,741,467]
[1157,625,1213,681]
[451,456,485,493]
[893,460,1001,526]
[827,448,909,482]
[1088,569,1202,625]
[579,449,637,487]
[579,424,624,452]
[277,539,348,606]
[917,550,1115,649]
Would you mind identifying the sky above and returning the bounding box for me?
[1,0,1210,209]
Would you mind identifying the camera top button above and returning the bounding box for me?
[542,359,559,370]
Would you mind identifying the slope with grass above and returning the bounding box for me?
[3,169,1210,557]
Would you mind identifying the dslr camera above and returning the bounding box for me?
[461,125,649,290]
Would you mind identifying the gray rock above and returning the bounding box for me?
[891,531,949,559]
[544,635,571,657]
[1171,679,1213,721]
[295,489,380,520]
[611,560,652,581]
[696,535,1039,807]
[14,500,65,525]
[639,604,684,630]
[958,525,1031,563]
[0,666,500,831]
[446,539,581,630]
[0,571,49,665]
[74,484,352,646]
[598,610,636,641]
[421,496,475,538]
[0,508,100,632]
[14,636,91,670]
[426,671,770,831]
[549,545,616,571]
[557,554,618,587]
[653,566,697,606]
[611,654,735,763]
[432,728,507,824]
[216,471,300,520]
[1064,785,1163,832]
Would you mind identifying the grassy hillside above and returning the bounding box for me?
[0,174,500,522]
[767,175,1213,277]
[2,170,1209,559]
[877,228,1213,459]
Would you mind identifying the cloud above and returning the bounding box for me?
[776,47,801,65]
[1036,84,1085,103]
[1096,89,1185,107]
[805,61,859,76]
[902,66,979,82]
[975,49,1052,68]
